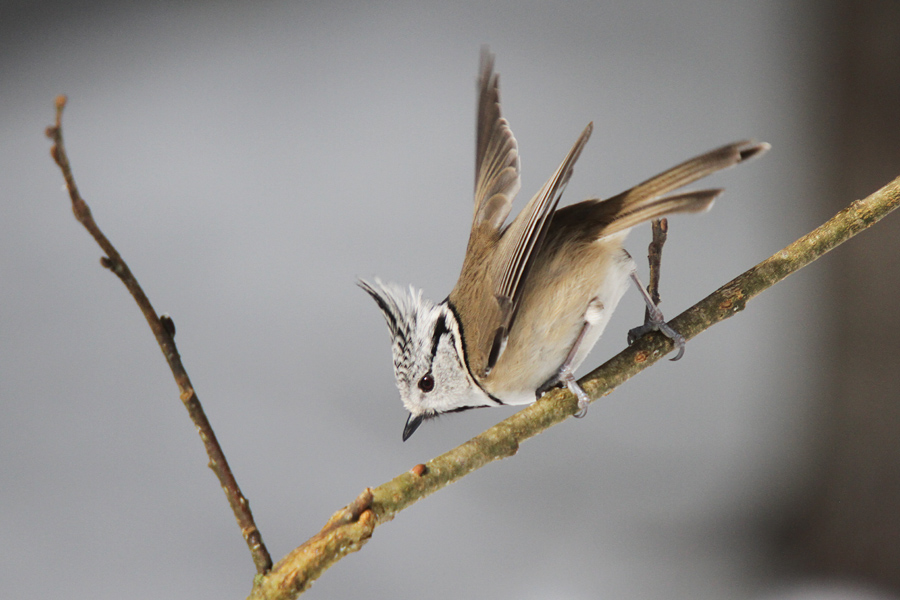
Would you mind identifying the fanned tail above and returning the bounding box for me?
[597,140,769,236]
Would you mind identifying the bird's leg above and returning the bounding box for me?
[536,298,602,418]
[627,218,685,360]
[626,269,686,361]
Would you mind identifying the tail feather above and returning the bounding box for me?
[600,188,722,236]
[547,140,768,241]
[620,140,767,205]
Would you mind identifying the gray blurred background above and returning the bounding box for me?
[2,1,899,598]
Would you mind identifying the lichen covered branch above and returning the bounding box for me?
[250,175,900,599]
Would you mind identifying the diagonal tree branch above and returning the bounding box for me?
[248,175,900,599]
[46,96,273,575]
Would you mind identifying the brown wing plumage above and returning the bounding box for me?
[472,49,520,231]
[483,123,592,373]
[452,51,768,390]
[478,140,769,400]
[450,50,594,379]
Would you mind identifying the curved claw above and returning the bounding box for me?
[628,271,686,361]
[562,372,591,418]
[656,320,686,361]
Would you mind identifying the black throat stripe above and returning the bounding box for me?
[443,300,505,406]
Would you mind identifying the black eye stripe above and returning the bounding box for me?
[429,314,449,360]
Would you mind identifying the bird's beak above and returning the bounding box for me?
[402,413,424,441]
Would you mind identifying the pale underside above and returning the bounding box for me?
[478,230,634,404]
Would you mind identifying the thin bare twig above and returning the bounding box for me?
[249,175,900,599]
[646,218,668,307]
[46,96,273,575]
[635,217,670,334]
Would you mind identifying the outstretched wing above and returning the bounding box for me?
[472,48,521,231]
[494,123,592,311]
[482,122,593,373]
[449,49,591,378]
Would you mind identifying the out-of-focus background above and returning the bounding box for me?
[2,1,898,598]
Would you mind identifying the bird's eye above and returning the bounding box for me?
[418,373,435,393]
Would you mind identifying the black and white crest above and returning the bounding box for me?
[358,279,431,386]
[359,278,496,436]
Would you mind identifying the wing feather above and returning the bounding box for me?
[496,123,593,307]
[473,49,521,230]
[479,122,592,372]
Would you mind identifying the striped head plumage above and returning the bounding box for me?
[358,279,495,440]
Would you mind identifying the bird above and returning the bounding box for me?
[360,49,769,441]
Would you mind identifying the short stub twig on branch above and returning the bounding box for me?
[250,489,377,597]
